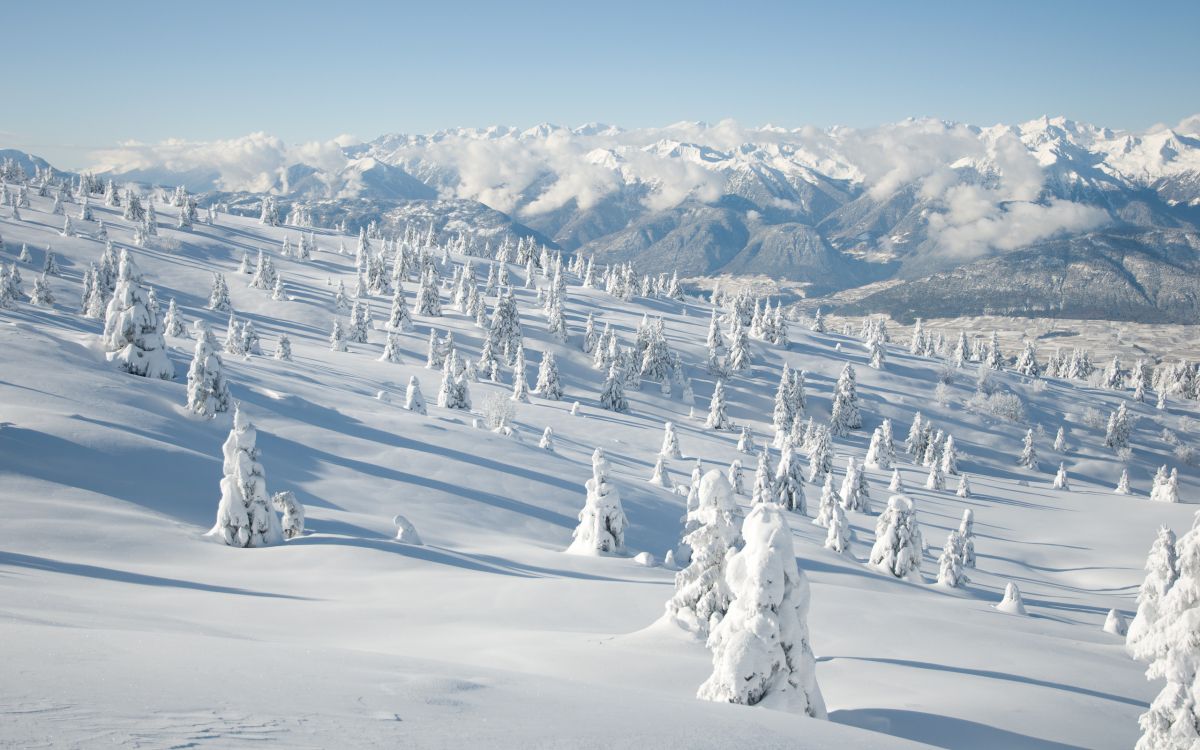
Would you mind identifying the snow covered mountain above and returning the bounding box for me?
[2,184,1199,748]
[70,114,1200,322]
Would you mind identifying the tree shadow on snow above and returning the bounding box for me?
[831,707,1090,750]
[0,550,313,600]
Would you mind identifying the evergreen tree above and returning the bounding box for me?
[28,274,53,306]
[405,376,427,415]
[728,318,751,372]
[329,319,348,352]
[937,531,971,588]
[940,434,958,475]
[1104,402,1133,451]
[163,298,185,337]
[829,363,861,436]
[705,379,731,430]
[102,250,173,379]
[1116,468,1132,495]
[211,406,283,548]
[807,426,833,483]
[208,273,231,312]
[737,426,756,454]
[774,442,806,513]
[273,490,305,540]
[274,334,292,361]
[661,420,683,459]
[697,503,826,717]
[667,469,744,634]
[379,331,403,363]
[648,455,672,489]
[750,448,775,505]
[869,495,924,580]
[185,328,232,417]
[1019,429,1039,470]
[566,448,628,555]
[1150,468,1181,503]
[1053,462,1070,490]
[599,363,629,412]
[533,351,563,400]
[511,345,531,403]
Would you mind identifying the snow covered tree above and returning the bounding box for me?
[937,531,970,588]
[1052,462,1070,490]
[750,448,775,505]
[437,354,470,410]
[775,442,806,513]
[102,250,173,379]
[958,509,976,567]
[737,425,756,454]
[666,470,743,636]
[956,473,972,498]
[727,318,751,372]
[566,448,628,555]
[812,474,840,528]
[599,363,629,412]
[208,273,231,312]
[661,420,683,459]
[379,331,403,363]
[416,269,442,316]
[864,426,890,470]
[1105,402,1133,451]
[1054,426,1067,453]
[697,502,826,717]
[1127,526,1179,661]
[511,345,531,403]
[807,425,833,483]
[839,456,870,513]
[648,455,672,489]
[185,330,232,417]
[727,459,745,496]
[997,582,1026,615]
[1151,468,1181,503]
[211,406,283,548]
[1015,341,1041,377]
[533,351,563,400]
[772,364,795,448]
[705,379,731,430]
[28,274,53,306]
[163,298,185,337]
[1116,468,1132,495]
[829,363,861,436]
[906,412,927,460]
[940,434,958,475]
[869,495,924,580]
[274,333,292,361]
[405,376,427,415]
[272,490,304,540]
[1019,429,1039,471]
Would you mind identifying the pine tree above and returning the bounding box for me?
[566,448,628,555]
[274,334,292,361]
[737,426,756,454]
[774,442,806,513]
[1151,468,1181,503]
[661,421,683,459]
[1104,402,1133,451]
[102,250,173,379]
[599,364,629,412]
[1126,526,1179,661]
[869,495,924,580]
[807,426,833,484]
[1054,426,1067,452]
[829,363,861,436]
[211,406,282,548]
[185,329,232,417]
[1116,468,1132,495]
[28,274,53,306]
[705,379,731,430]
[666,470,743,635]
[727,318,751,372]
[940,434,958,475]
[697,503,826,717]
[348,300,371,344]
[163,298,185,337]
[937,531,970,588]
[958,509,976,567]
[750,448,775,505]
[812,474,840,528]
[208,273,231,311]
[416,268,441,316]
[533,351,563,400]
[1053,462,1070,490]
[329,319,348,352]
[648,455,672,489]
[273,490,305,540]
[511,345,531,403]
[379,331,403,363]
[1018,429,1039,470]
[405,376,427,415]
[864,426,889,470]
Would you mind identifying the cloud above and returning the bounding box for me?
[88,133,350,193]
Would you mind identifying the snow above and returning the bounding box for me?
[1,190,1199,748]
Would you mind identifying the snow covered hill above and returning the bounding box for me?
[1,187,1199,748]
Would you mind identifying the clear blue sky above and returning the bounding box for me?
[5,0,1199,168]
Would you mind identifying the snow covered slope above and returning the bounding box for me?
[1,190,1197,748]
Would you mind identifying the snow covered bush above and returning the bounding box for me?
[697,502,826,717]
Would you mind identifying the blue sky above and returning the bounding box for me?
[5,0,1199,168]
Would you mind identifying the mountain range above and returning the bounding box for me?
[20,115,1200,322]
